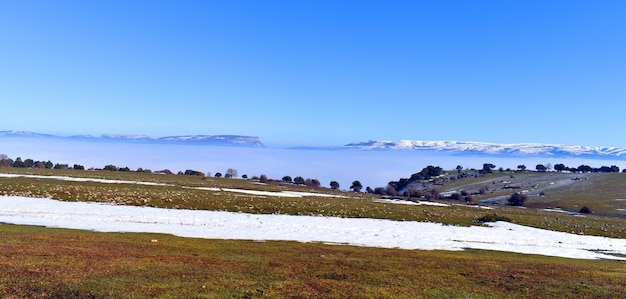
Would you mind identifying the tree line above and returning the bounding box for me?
[1,154,623,194]
[366,161,624,200]
[0,154,355,191]
[0,154,77,170]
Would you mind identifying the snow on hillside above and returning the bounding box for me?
[158,135,264,147]
[0,130,53,138]
[1,196,625,260]
[101,133,151,139]
[344,140,626,157]
[0,130,264,147]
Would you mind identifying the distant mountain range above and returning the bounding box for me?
[3,131,626,159]
[343,140,626,158]
[0,131,265,148]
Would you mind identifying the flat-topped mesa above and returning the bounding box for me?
[343,140,626,158]
[0,131,265,148]
[158,135,265,147]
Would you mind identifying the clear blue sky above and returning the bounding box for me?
[1,1,625,147]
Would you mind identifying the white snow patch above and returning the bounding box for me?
[374,198,450,207]
[189,187,347,198]
[1,196,625,260]
[541,208,576,214]
[189,187,222,192]
[0,173,172,186]
[0,174,346,199]
[454,204,494,210]
[282,191,348,198]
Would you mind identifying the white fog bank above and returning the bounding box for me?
[4,138,626,190]
[1,196,625,260]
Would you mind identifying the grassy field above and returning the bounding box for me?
[1,168,626,297]
[2,224,625,298]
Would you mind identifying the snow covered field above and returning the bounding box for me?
[0,173,173,186]
[0,173,345,198]
[1,196,625,260]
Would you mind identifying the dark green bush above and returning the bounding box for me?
[507,193,527,206]
[476,213,511,223]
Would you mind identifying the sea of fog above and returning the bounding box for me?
[2,138,626,190]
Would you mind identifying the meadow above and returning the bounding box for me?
[1,167,625,298]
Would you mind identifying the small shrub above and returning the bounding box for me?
[476,213,511,223]
[507,193,527,206]
[184,169,205,176]
[449,193,463,201]
[156,169,173,175]
[103,164,118,171]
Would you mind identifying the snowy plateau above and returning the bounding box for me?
[344,140,626,158]
[0,131,265,148]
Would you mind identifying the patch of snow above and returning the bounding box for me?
[1,196,625,260]
[454,204,494,210]
[374,198,450,207]
[541,208,575,214]
[191,187,348,198]
[220,188,302,198]
[0,174,348,199]
[189,187,222,192]
[0,173,172,186]
[282,191,348,198]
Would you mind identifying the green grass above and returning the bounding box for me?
[439,171,626,216]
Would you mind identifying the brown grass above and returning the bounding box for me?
[1,168,626,297]
[1,224,625,298]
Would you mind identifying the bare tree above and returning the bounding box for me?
[226,168,238,178]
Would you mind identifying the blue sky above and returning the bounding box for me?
[1,1,625,147]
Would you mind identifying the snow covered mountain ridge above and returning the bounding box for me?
[3,130,625,157]
[0,131,265,148]
[344,140,626,158]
